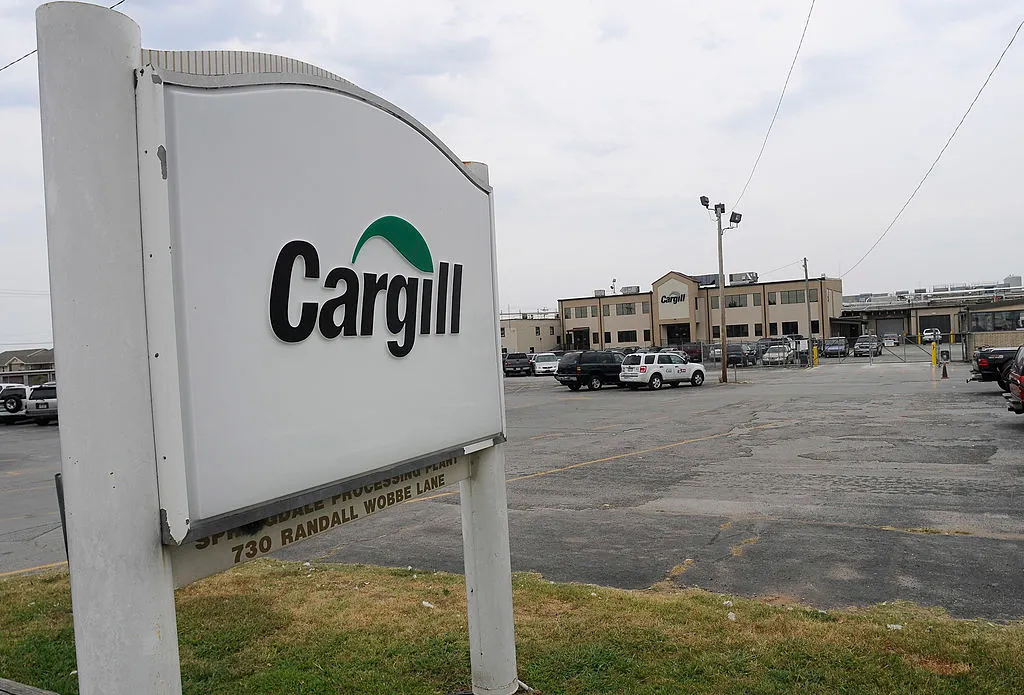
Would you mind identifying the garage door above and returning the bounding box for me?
[918,315,951,334]
[876,318,905,336]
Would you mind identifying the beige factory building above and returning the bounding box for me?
[557,273,844,350]
[499,312,563,355]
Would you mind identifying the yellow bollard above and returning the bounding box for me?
[812,345,819,367]
[931,342,937,365]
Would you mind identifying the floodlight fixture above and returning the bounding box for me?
[699,195,709,208]
[730,211,742,225]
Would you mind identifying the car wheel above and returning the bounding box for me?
[587,375,603,391]
[3,396,21,414]
[568,384,581,392]
[648,373,663,390]
[691,371,704,387]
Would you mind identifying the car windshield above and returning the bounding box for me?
[30,387,56,399]
[535,354,556,362]
[622,354,641,365]
[507,353,527,359]
[558,352,580,366]
[826,338,845,345]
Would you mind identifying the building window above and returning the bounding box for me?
[780,290,805,304]
[616,302,636,316]
[808,288,819,303]
[753,293,761,306]
[726,324,749,338]
[782,321,799,335]
[556,335,561,345]
[591,305,598,317]
[535,326,541,336]
[767,292,776,305]
[563,309,571,319]
[617,330,637,342]
[754,323,763,336]
[604,331,612,344]
[811,320,820,334]
[643,329,651,341]
[641,301,650,314]
[575,306,587,318]
[502,347,508,355]
[592,332,600,344]
[603,304,610,317]
[970,310,1023,332]
[712,326,721,339]
[726,294,748,308]
[500,327,505,337]
[711,295,719,309]
[769,322,778,336]
[550,326,555,335]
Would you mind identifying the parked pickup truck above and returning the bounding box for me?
[969,346,1020,391]
[502,352,532,377]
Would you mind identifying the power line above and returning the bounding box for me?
[0,0,127,76]
[732,0,816,210]
[842,17,1024,280]
[761,259,803,277]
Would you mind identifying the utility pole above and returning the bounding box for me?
[803,257,813,368]
[699,196,742,383]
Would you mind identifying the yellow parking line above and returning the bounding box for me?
[410,422,784,504]
[591,423,622,431]
[0,561,67,578]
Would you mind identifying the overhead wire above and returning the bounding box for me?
[842,16,1024,279]
[760,260,803,278]
[0,0,127,76]
[732,0,816,210]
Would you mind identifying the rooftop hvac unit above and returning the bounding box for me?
[728,271,759,285]
[620,285,640,295]
[593,289,606,297]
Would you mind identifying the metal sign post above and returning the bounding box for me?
[36,4,182,693]
[36,3,520,694]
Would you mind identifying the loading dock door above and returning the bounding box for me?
[918,315,951,335]
[876,318,905,336]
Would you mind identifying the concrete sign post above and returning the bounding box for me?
[36,3,519,694]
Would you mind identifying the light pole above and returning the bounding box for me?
[700,196,742,383]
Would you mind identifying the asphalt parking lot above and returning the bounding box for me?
[3,361,1023,619]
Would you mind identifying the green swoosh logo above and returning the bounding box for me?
[351,216,434,273]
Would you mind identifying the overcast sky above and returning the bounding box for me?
[1,0,1021,348]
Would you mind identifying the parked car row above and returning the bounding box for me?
[968,344,1024,416]
[553,350,707,392]
[0,382,59,426]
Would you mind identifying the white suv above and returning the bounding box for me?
[0,383,31,423]
[620,352,706,390]
[921,328,942,343]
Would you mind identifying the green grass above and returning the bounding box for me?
[2,560,1023,694]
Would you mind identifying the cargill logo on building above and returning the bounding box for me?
[660,290,686,304]
[269,216,463,357]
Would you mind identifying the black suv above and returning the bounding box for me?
[555,351,624,391]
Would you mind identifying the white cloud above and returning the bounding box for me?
[0,0,1021,347]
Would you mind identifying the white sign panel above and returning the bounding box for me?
[137,71,504,543]
[657,278,691,321]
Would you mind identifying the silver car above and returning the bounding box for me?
[530,352,559,376]
[25,384,58,426]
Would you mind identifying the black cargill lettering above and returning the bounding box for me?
[294,523,307,541]
[386,490,396,506]
[403,485,412,500]
[376,494,387,509]
[194,536,210,550]
[281,527,294,546]
[210,532,225,546]
[303,504,316,515]
[347,505,359,521]
[331,511,343,528]
[306,519,319,537]
[363,497,378,514]
[333,493,345,505]
[314,500,325,511]
[318,515,330,532]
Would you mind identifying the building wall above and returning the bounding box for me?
[694,277,842,341]
[558,293,653,350]
[500,317,562,354]
[967,331,1024,351]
